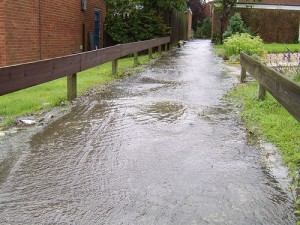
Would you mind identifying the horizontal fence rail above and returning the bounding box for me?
[0,37,170,98]
[240,52,300,123]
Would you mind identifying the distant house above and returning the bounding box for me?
[0,0,106,67]
[208,0,300,43]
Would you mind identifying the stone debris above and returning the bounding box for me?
[20,119,36,125]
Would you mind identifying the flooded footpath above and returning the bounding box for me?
[0,40,296,224]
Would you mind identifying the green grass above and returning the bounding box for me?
[295,72,300,83]
[225,81,300,170]
[0,53,159,126]
[214,43,300,54]
[263,43,300,53]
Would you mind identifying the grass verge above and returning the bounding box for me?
[0,53,159,127]
[263,43,300,53]
[214,43,300,54]
[225,81,300,171]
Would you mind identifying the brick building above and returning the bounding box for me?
[208,0,300,43]
[0,0,106,67]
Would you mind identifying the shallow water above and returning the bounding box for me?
[0,40,296,224]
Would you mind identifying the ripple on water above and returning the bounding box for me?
[135,102,187,124]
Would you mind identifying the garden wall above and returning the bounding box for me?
[212,8,300,43]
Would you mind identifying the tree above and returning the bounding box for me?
[214,0,237,42]
[105,0,189,12]
[195,17,212,38]
[187,0,206,31]
[142,0,189,12]
[104,0,170,43]
[105,0,138,14]
[222,12,249,40]
[214,0,261,42]
[104,0,188,43]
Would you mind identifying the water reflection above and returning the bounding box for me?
[0,40,296,224]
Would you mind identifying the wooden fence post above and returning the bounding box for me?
[112,59,118,76]
[258,83,266,100]
[165,43,168,51]
[240,67,246,83]
[134,52,139,66]
[148,48,153,59]
[158,45,162,54]
[67,73,77,101]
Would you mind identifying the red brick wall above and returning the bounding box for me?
[3,0,40,65]
[40,0,82,59]
[0,1,6,67]
[1,0,106,66]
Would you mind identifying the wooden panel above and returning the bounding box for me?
[0,37,171,96]
[80,45,122,71]
[0,54,80,95]
[240,52,300,122]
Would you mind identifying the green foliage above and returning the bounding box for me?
[195,17,212,39]
[188,0,206,31]
[105,0,137,13]
[213,0,237,43]
[142,0,189,11]
[223,33,265,56]
[295,72,300,83]
[105,10,170,43]
[223,12,249,40]
[105,0,188,12]
[213,0,237,11]
[263,43,300,53]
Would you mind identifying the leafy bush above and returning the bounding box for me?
[224,33,265,56]
[195,17,212,39]
[104,10,170,43]
[223,12,249,41]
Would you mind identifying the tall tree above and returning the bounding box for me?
[214,0,261,42]
[105,0,189,12]
[214,0,237,42]
[187,0,206,31]
[142,0,189,12]
[104,0,171,43]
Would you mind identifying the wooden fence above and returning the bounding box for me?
[240,52,300,123]
[0,37,170,100]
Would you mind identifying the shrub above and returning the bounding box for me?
[104,10,170,43]
[222,12,249,41]
[223,33,265,56]
[195,17,212,39]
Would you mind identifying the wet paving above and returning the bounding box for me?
[0,40,296,224]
